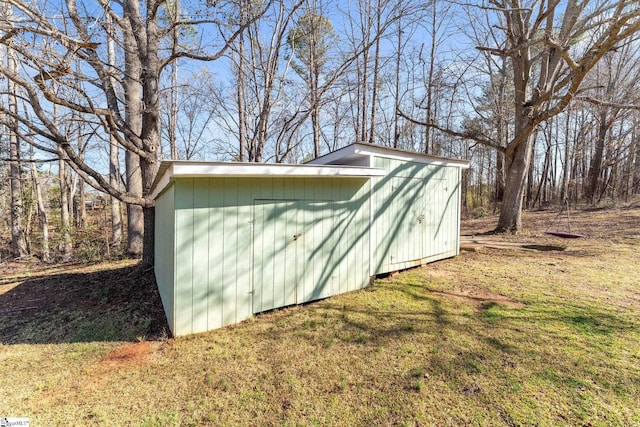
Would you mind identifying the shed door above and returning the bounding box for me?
[252,200,335,314]
[427,179,449,256]
[390,177,426,267]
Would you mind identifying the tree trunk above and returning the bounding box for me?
[9,113,27,258]
[497,133,535,232]
[123,2,144,256]
[77,180,86,229]
[358,2,371,144]
[392,15,402,149]
[126,159,144,255]
[109,136,123,249]
[105,12,123,249]
[311,26,321,158]
[236,16,246,162]
[525,135,536,209]
[560,110,572,201]
[633,116,640,194]
[494,151,505,205]
[169,60,179,160]
[30,148,50,263]
[368,0,382,146]
[6,8,28,257]
[139,2,161,265]
[142,206,155,266]
[586,110,609,204]
[424,0,438,154]
[59,159,73,262]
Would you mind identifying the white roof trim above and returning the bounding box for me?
[308,143,470,168]
[150,161,386,199]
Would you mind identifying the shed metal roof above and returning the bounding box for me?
[150,161,386,199]
[307,143,470,168]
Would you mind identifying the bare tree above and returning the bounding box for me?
[583,42,640,203]
[287,1,335,157]
[401,0,640,231]
[0,0,270,264]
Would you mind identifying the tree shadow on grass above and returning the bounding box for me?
[257,273,639,358]
[0,264,168,344]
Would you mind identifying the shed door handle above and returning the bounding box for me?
[293,233,301,241]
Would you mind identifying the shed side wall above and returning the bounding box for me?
[154,183,176,333]
[173,177,370,335]
[371,157,462,275]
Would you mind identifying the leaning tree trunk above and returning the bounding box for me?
[496,132,536,232]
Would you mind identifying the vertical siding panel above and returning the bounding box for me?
[271,202,286,308]
[273,177,284,199]
[298,202,308,301]
[337,198,348,294]
[261,201,276,312]
[293,178,305,200]
[371,175,381,275]
[363,181,371,287]
[222,178,239,326]
[372,162,380,274]
[252,201,264,313]
[398,176,406,265]
[374,156,389,274]
[254,178,269,313]
[208,180,224,329]
[325,201,336,297]
[285,202,297,306]
[347,194,355,293]
[353,183,363,290]
[348,189,357,292]
[322,200,332,298]
[191,178,210,333]
[385,158,394,272]
[174,179,194,335]
[236,179,253,322]
[437,178,446,255]
[329,182,339,295]
[261,177,274,200]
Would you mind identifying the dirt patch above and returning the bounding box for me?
[103,341,154,367]
[427,284,525,308]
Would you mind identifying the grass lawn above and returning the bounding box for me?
[1,207,639,426]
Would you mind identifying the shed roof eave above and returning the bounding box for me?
[307,143,470,168]
[149,161,386,200]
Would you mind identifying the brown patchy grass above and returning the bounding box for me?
[1,207,640,426]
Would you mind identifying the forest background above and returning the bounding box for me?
[1,0,639,264]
